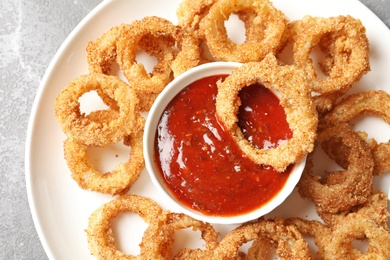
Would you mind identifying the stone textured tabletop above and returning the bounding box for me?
[1,0,389,259]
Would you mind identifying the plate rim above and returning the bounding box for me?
[24,1,112,258]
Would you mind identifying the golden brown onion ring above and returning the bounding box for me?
[323,214,390,260]
[216,54,318,172]
[140,212,219,259]
[177,0,275,63]
[317,188,389,230]
[86,25,125,75]
[176,0,217,63]
[87,24,177,112]
[283,218,333,260]
[116,16,200,92]
[320,90,390,176]
[54,73,138,147]
[297,123,373,214]
[200,0,288,62]
[86,195,163,260]
[212,218,311,260]
[246,235,274,260]
[277,16,370,113]
[63,115,145,195]
[132,33,176,111]
[177,0,216,32]
[86,19,199,112]
[294,16,369,91]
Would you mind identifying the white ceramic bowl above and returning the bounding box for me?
[143,62,306,224]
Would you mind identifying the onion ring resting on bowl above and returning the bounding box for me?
[216,54,318,172]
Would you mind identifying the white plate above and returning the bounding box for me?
[26,0,390,259]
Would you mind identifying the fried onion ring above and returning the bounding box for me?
[216,54,318,171]
[131,33,177,111]
[297,123,373,214]
[277,16,370,113]
[140,212,219,259]
[176,0,218,63]
[317,188,389,230]
[291,15,370,95]
[86,25,125,76]
[246,235,274,260]
[116,16,200,91]
[200,0,288,62]
[86,195,163,260]
[177,0,279,63]
[63,115,145,195]
[212,218,311,259]
[283,218,332,260]
[87,24,178,112]
[54,73,138,147]
[87,18,200,112]
[177,0,216,32]
[321,90,390,176]
[323,215,390,260]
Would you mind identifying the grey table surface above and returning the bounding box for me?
[1,0,389,259]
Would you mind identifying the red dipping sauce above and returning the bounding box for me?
[154,75,293,216]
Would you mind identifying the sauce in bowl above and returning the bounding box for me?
[154,74,293,217]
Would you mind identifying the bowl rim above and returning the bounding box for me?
[143,61,306,224]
